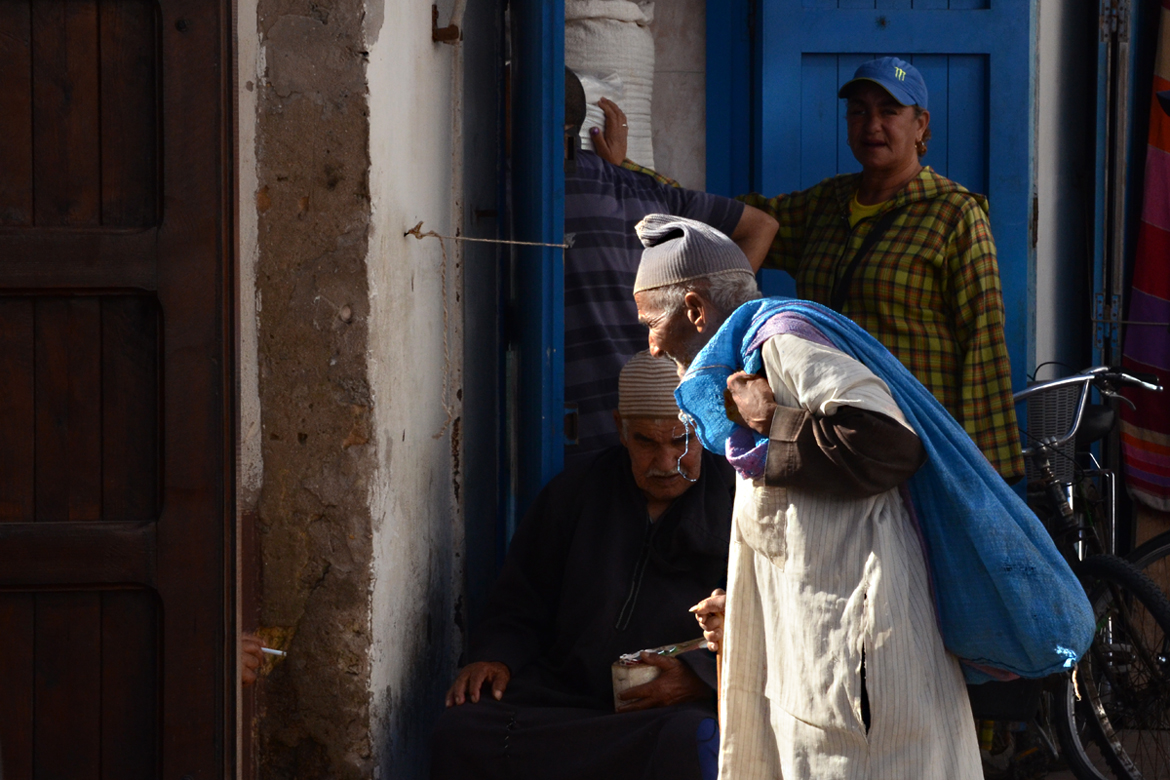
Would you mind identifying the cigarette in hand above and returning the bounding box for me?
[261,647,287,657]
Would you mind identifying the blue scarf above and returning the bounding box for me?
[676,299,1094,683]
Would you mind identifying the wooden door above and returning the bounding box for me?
[0,0,234,777]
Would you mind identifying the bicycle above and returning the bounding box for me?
[1130,530,1170,600]
[1009,366,1170,780]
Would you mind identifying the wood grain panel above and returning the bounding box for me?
[101,589,159,780]
[0,298,35,522]
[102,296,160,521]
[0,593,35,779]
[0,230,158,289]
[0,0,234,770]
[99,0,159,226]
[0,521,156,587]
[34,298,103,522]
[31,0,102,226]
[34,591,102,780]
[0,0,33,225]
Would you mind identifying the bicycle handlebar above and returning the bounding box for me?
[1013,366,1163,456]
[1103,369,1163,392]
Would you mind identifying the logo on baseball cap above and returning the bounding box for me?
[838,56,928,110]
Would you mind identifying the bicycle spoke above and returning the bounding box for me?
[1072,557,1170,779]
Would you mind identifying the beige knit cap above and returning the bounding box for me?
[633,214,754,294]
[618,351,682,419]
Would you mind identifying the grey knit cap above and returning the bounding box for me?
[633,214,753,294]
[618,350,681,419]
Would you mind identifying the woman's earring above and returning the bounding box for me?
[915,138,927,157]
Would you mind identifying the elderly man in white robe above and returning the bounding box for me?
[632,214,982,779]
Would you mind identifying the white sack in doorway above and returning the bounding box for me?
[566,0,656,170]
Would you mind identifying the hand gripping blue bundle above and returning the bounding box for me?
[676,298,1094,683]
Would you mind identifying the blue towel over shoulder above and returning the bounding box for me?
[676,298,1094,683]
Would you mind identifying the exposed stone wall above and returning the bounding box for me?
[252,0,377,775]
[245,0,473,776]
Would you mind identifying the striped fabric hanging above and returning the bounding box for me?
[1120,0,1170,511]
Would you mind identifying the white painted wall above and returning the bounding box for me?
[364,0,465,775]
[1034,0,1097,376]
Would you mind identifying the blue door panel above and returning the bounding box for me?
[784,53,987,196]
[798,55,840,188]
[872,2,989,9]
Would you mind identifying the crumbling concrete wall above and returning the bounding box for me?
[251,0,377,775]
[245,0,468,775]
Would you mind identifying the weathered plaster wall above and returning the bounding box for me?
[364,0,466,775]
[249,0,471,774]
[240,0,501,774]
[238,0,262,515]
[251,0,380,774]
[236,0,261,771]
[652,0,706,190]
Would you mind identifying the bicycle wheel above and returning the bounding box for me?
[1130,530,1170,599]
[1054,554,1170,780]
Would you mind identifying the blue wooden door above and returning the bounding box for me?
[710,0,1035,392]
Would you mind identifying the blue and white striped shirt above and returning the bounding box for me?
[564,151,743,457]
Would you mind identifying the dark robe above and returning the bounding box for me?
[431,446,734,780]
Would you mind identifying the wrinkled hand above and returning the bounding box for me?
[725,372,776,434]
[445,661,511,707]
[589,97,628,166]
[690,589,726,653]
[241,632,264,687]
[616,652,709,712]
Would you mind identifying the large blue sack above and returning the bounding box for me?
[675,298,1094,684]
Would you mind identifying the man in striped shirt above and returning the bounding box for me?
[563,69,777,460]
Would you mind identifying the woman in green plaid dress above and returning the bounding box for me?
[741,57,1024,483]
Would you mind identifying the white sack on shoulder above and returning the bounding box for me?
[566,0,656,169]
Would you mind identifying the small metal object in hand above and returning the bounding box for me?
[611,637,706,711]
[616,636,706,666]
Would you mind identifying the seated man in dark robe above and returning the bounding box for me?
[430,351,733,780]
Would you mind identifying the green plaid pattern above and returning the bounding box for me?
[620,159,681,189]
[742,168,1025,482]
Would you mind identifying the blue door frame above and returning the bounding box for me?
[511,0,565,527]
[707,0,1037,399]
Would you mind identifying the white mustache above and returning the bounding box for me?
[647,468,678,478]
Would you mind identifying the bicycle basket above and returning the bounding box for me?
[1024,383,1079,484]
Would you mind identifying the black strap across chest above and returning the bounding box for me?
[829,205,907,313]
